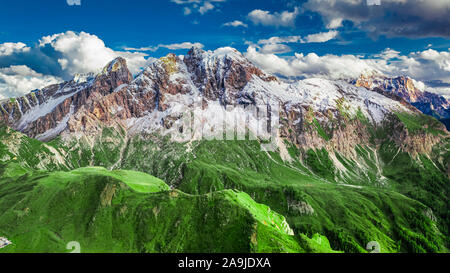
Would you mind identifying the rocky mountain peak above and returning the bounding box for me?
[186,46,206,58]
[183,46,277,103]
[355,74,422,101]
[103,57,128,74]
[96,57,133,91]
[354,73,450,121]
[0,57,135,140]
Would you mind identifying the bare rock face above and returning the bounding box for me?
[95,57,133,93]
[356,75,423,102]
[66,58,160,134]
[278,101,373,159]
[288,201,315,215]
[184,47,277,105]
[388,117,445,156]
[136,53,192,112]
[0,57,134,139]
[279,103,303,141]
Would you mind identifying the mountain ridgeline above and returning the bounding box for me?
[354,74,450,129]
[0,47,449,253]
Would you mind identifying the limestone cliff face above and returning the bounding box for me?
[0,57,133,140]
[356,75,423,102]
[65,58,158,134]
[388,116,445,157]
[279,103,372,159]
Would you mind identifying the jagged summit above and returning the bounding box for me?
[187,46,205,57]
[97,57,133,90]
[0,56,133,140]
[101,57,128,75]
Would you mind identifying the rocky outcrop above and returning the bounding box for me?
[389,117,445,156]
[0,57,134,139]
[288,201,315,215]
[136,53,192,112]
[184,47,277,105]
[356,75,422,102]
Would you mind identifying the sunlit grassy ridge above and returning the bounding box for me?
[394,112,447,136]
[69,167,170,193]
[0,163,337,253]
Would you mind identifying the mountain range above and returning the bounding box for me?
[354,73,450,128]
[0,47,448,253]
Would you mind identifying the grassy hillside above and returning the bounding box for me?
[61,134,449,252]
[171,140,448,253]
[0,124,448,253]
[0,163,336,253]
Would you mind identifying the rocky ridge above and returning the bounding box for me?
[354,74,450,122]
[0,47,447,159]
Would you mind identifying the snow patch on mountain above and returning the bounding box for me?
[35,105,74,141]
[17,90,79,131]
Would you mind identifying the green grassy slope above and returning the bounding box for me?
[66,130,445,252]
[0,163,336,253]
[70,167,170,193]
[0,113,448,254]
[171,140,447,253]
[0,127,69,171]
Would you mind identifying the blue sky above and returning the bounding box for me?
[0,0,450,98]
[1,0,448,56]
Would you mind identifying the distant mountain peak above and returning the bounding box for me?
[187,46,246,64]
[187,46,205,57]
[354,73,450,121]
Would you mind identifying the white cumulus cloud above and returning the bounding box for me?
[125,42,204,52]
[39,31,149,76]
[251,31,339,54]
[0,42,30,56]
[0,65,61,100]
[248,8,299,28]
[304,30,339,43]
[223,20,248,28]
[0,31,155,99]
[171,0,226,15]
[245,46,450,96]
